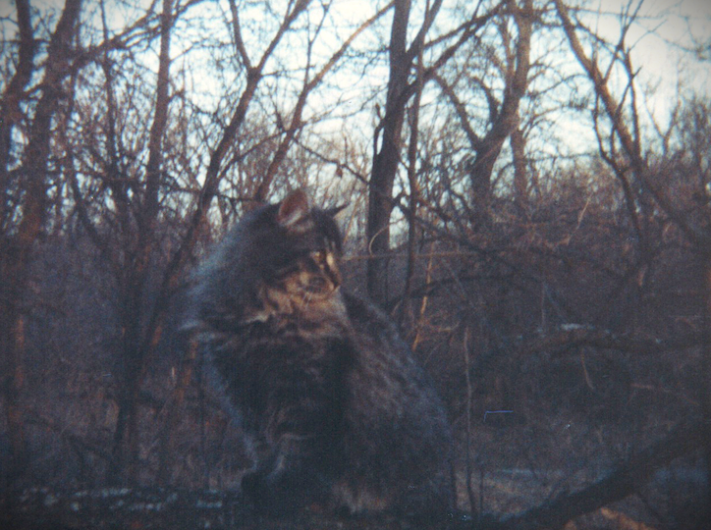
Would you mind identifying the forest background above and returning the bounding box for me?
[1,0,710,528]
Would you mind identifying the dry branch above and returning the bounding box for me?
[513,326,701,358]
[500,421,705,530]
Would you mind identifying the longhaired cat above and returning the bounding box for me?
[187,190,454,518]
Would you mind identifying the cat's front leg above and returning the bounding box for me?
[240,435,330,516]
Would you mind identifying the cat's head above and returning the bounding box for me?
[238,189,346,321]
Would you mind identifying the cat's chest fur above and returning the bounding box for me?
[210,291,354,428]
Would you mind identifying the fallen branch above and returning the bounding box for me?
[515,326,701,357]
[499,421,705,530]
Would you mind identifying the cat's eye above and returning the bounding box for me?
[311,250,327,264]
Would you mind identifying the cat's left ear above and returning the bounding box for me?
[325,203,348,218]
[277,189,310,228]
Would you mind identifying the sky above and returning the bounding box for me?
[1,0,708,158]
[3,0,708,100]
[592,0,710,95]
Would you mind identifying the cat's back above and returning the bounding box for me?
[342,291,444,402]
[333,291,455,514]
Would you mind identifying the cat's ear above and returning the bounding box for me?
[325,203,348,219]
[277,189,310,228]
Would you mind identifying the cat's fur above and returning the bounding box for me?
[186,190,454,518]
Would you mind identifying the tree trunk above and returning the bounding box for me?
[108,0,173,486]
[366,0,412,307]
[0,0,82,488]
[511,126,528,209]
[157,339,198,485]
[468,0,532,216]
[0,0,35,217]
[702,261,711,513]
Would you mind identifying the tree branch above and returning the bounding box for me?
[501,421,705,530]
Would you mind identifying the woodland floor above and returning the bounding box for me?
[2,463,708,530]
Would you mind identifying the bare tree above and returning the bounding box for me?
[462,0,533,215]
[104,0,176,485]
[550,0,711,520]
[0,0,83,487]
[65,0,317,485]
[252,1,394,203]
[367,0,500,306]
[155,0,394,485]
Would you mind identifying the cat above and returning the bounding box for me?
[186,189,455,519]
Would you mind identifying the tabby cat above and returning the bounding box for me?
[186,189,454,518]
